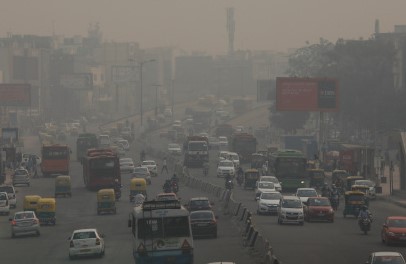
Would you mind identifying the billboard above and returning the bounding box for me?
[0,84,31,107]
[60,73,93,90]
[276,77,339,112]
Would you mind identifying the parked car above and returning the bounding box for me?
[68,228,105,259]
[257,191,282,215]
[141,160,158,176]
[9,211,40,238]
[119,158,135,174]
[277,196,304,225]
[381,216,406,245]
[366,252,406,264]
[0,192,10,215]
[186,197,213,212]
[0,185,17,208]
[132,166,152,185]
[190,210,218,238]
[295,188,319,203]
[303,197,334,222]
[12,168,30,187]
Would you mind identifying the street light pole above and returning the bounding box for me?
[151,84,161,117]
[139,59,156,127]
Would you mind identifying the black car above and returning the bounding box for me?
[190,210,218,238]
[186,197,213,212]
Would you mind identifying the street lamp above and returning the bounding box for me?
[139,59,156,127]
[151,84,161,117]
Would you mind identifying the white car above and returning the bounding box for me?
[227,152,240,168]
[217,160,235,178]
[68,228,105,259]
[277,196,304,225]
[0,192,10,215]
[10,211,40,238]
[0,185,17,208]
[354,179,376,199]
[119,158,135,174]
[366,252,406,264]
[295,188,319,203]
[218,136,228,147]
[117,139,130,151]
[132,166,152,185]
[255,181,276,200]
[22,153,41,165]
[259,176,282,192]
[141,160,158,176]
[168,143,182,155]
[257,191,282,215]
[218,151,230,161]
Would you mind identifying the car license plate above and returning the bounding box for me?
[318,213,325,216]
[80,249,91,253]
[197,223,207,227]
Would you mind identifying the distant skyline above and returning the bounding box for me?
[2,0,406,54]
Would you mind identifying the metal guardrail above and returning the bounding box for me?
[178,166,281,264]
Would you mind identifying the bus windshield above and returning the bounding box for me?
[276,158,306,178]
[138,216,190,239]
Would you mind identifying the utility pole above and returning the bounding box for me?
[139,59,156,127]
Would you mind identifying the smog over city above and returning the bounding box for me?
[3,1,406,264]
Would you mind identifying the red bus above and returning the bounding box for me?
[41,144,70,177]
[82,148,121,190]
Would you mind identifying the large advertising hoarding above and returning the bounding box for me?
[0,84,31,107]
[276,77,339,112]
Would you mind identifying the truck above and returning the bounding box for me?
[76,133,98,162]
[183,135,209,168]
[230,133,257,164]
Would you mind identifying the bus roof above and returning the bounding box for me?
[271,149,305,158]
[132,200,189,218]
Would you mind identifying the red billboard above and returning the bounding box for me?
[0,84,31,107]
[276,77,339,112]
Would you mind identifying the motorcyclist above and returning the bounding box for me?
[163,179,172,193]
[329,185,340,210]
[358,205,372,225]
[225,174,233,189]
[113,179,122,199]
[321,184,331,198]
[236,166,244,186]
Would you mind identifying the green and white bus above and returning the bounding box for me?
[269,149,308,191]
[128,200,194,264]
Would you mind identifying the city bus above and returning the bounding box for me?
[128,200,194,264]
[40,144,70,177]
[76,133,98,162]
[269,149,308,191]
[82,148,120,190]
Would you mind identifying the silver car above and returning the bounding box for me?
[10,211,40,238]
[12,168,30,187]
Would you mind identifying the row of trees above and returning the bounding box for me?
[271,37,406,140]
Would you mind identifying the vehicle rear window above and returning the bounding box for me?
[190,200,209,207]
[0,186,13,193]
[190,211,213,220]
[73,231,97,239]
[15,212,35,219]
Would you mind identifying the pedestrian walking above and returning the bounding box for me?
[161,157,169,174]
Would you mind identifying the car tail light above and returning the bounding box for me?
[210,220,217,225]
[96,238,101,245]
[11,220,16,226]
[70,241,74,248]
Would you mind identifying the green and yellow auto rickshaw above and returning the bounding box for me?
[37,198,56,225]
[307,169,325,189]
[129,178,147,202]
[23,195,42,213]
[345,176,364,191]
[244,169,260,190]
[97,189,117,215]
[54,175,72,198]
[343,191,367,218]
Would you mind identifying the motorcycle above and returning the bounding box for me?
[225,179,234,190]
[236,174,243,187]
[172,182,179,193]
[163,183,172,193]
[330,194,339,211]
[359,217,372,235]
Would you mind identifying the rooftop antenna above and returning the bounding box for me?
[226,7,235,55]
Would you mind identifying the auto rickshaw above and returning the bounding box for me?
[97,189,117,215]
[244,169,260,190]
[307,169,325,189]
[54,175,71,198]
[351,184,373,201]
[36,198,56,225]
[23,195,42,213]
[130,178,147,202]
[343,191,367,218]
[345,176,364,191]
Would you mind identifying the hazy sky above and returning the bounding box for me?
[2,0,406,54]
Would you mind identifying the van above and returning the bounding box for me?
[277,196,304,225]
[0,191,10,215]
